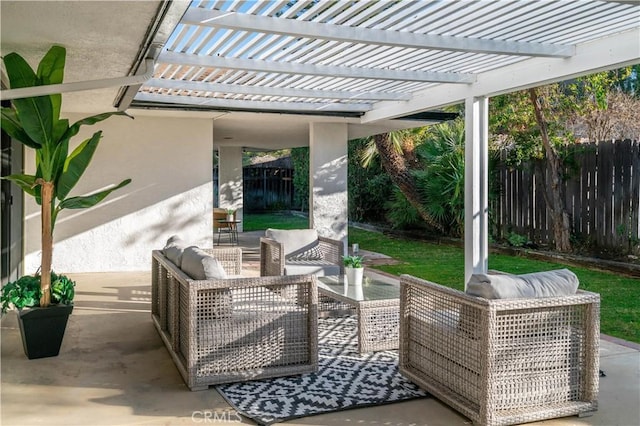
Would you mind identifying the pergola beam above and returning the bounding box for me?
[183,7,575,58]
[135,92,372,112]
[159,51,476,84]
[144,78,411,101]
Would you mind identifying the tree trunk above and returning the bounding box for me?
[373,133,443,232]
[528,88,572,252]
[39,181,54,307]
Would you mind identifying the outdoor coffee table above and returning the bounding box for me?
[317,270,399,354]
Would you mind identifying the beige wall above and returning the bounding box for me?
[23,114,214,273]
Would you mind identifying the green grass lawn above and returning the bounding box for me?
[243,211,308,231]
[246,213,640,344]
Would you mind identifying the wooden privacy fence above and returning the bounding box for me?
[244,165,294,211]
[214,157,296,212]
[492,139,640,252]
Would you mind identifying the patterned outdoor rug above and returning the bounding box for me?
[216,316,429,425]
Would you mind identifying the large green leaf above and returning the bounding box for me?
[0,107,40,148]
[53,118,69,143]
[0,174,38,197]
[3,52,53,146]
[57,178,131,210]
[62,111,132,143]
[56,131,101,201]
[51,137,69,186]
[37,46,66,124]
[12,96,54,147]
[3,52,36,89]
[37,45,65,85]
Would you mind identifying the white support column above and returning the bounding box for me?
[309,122,348,253]
[464,96,489,288]
[218,146,244,232]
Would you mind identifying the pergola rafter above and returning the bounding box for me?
[135,92,372,112]
[181,7,575,58]
[158,51,477,84]
[145,78,411,101]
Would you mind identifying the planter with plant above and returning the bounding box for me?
[226,208,235,222]
[0,45,131,359]
[343,255,364,288]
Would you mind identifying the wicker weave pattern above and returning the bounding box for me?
[260,234,344,276]
[317,286,399,354]
[358,299,400,353]
[399,274,599,426]
[152,250,319,391]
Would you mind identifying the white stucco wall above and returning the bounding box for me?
[23,114,214,273]
[218,146,244,232]
[309,122,348,251]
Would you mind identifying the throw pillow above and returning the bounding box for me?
[288,244,324,261]
[181,246,228,280]
[466,268,579,299]
[163,235,188,267]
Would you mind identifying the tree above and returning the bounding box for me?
[348,138,391,223]
[562,68,640,142]
[1,46,131,306]
[490,84,573,252]
[528,87,572,251]
[415,118,467,236]
[290,147,309,211]
[490,67,639,252]
[370,131,443,232]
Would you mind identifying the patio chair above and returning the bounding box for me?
[152,243,318,391]
[399,272,600,426]
[260,228,344,277]
[213,208,235,245]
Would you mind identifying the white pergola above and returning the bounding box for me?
[1,0,639,279]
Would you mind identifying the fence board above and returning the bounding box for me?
[583,144,596,238]
[632,141,640,246]
[494,140,639,253]
[600,142,614,247]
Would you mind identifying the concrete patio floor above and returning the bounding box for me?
[1,232,639,426]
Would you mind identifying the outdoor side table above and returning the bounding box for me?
[317,270,399,354]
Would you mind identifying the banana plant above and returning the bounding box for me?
[1,45,131,307]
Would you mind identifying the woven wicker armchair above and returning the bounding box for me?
[260,228,344,277]
[399,274,600,426]
[152,248,318,391]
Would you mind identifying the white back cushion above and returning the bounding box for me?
[265,228,319,257]
[467,269,579,299]
[162,235,188,267]
[181,246,227,280]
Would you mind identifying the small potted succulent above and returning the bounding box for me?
[343,255,364,287]
[226,208,235,222]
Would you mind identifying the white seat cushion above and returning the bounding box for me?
[284,260,340,277]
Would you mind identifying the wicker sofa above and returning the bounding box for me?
[260,228,344,277]
[151,246,318,391]
[399,273,600,426]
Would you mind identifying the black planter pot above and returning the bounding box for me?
[17,304,73,359]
